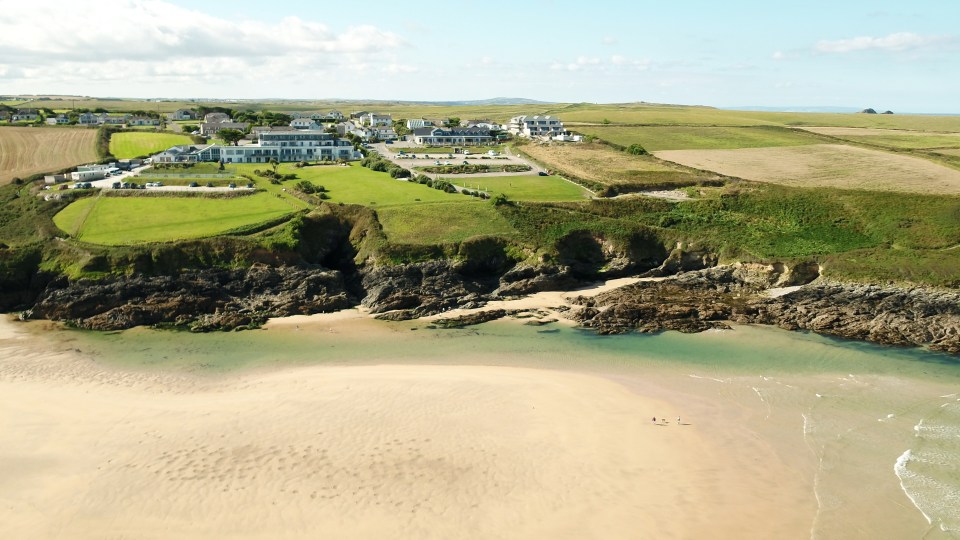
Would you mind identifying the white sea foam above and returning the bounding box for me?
[688,374,726,383]
[914,423,960,441]
[894,450,933,525]
[894,448,960,533]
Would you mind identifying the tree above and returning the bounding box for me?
[218,128,244,146]
[446,117,461,127]
[268,157,279,174]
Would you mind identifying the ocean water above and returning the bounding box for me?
[24,318,960,537]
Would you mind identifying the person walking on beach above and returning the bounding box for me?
[652,416,656,423]
[677,416,681,425]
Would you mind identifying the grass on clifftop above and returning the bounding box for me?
[53,192,297,245]
[109,132,194,159]
[378,201,516,244]
[497,183,960,286]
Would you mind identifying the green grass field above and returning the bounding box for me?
[811,132,960,150]
[53,192,296,245]
[574,126,824,151]
[236,163,463,207]
[377,201,516,244]
[109,132,194,159]
[451,175,591,202]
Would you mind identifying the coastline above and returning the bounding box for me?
[2,315,958,537]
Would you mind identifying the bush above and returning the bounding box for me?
[294,180,318,194]
[491,193,510,206]
[626,144,648,155]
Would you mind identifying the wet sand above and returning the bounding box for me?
[1,314,955,539]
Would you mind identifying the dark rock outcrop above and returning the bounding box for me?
[360,260,500,318]
[572,266,960,354]
[860,108,878,114]
[25,264,354,331]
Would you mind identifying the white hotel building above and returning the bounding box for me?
[154,130,360,164]
[506,115,565,138]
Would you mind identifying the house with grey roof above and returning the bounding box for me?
[412,126,493,146]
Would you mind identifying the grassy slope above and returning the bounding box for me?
[53,192,296,245]
[377,201,516,244]
[497,184,960,285]
[517,142,715,192]
[109,132,194,159]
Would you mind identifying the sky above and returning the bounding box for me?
[0,0,958,112]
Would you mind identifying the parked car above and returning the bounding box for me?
[112,182,121,189]
[538,171,549,176]
[463,150,471,155]
[228,183,236,189]
[188,182,199,187]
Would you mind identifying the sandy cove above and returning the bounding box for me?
[263,275,657,331]
[0,316,814,540]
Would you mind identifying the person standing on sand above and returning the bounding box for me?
[652,416,656,423]
[677,416,681,425]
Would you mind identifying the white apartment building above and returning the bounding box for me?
[361,113,393,127]
[155,130,360,164]
[406,118,433,129]
[506,115,564,138]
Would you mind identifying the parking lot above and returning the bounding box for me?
[370,143,546,179]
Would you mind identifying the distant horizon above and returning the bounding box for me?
[1,0,957,114]
[5,92,959,116]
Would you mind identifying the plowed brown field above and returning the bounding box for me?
[0,127,98,184]
[655,144,960,194]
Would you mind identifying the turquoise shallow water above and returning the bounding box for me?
[64,319,960,379]
[30,319,960,536]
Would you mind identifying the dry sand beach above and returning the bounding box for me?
[1,310,958,539]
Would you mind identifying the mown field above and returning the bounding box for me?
[518,142,717,192]
[552,102,960,131]
[53,192,296,245]
[243,163,462,207]
[797,127,960,150]
[377,201,516,244]
[109,132,194,159]
[0,127,98,184]
[573,125,824,151]
[450,174,590,202]
[655,144,960,194]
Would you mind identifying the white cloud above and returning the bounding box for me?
[602,36,619,45]
[772,51,785,60]
[0,0,406,89]
[383,63,418,74]
[815,32,949,53]
[480,56,494,65]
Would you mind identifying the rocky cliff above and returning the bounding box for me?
[572,265,960,355]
